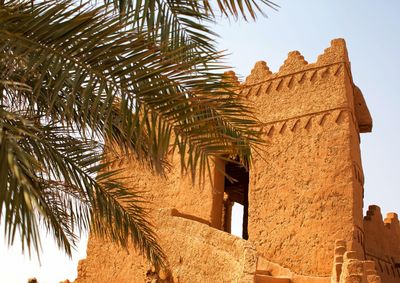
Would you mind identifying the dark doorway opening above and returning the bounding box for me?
[223,161,249,240]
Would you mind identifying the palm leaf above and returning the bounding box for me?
[0,108,165,265]
[109,0,279,65]
[0,0,264,268]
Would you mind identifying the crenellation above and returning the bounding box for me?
[222,70,240,86]
[364,205,383,222]
[384,213,399,225]
[245,60,272,85]
[244,39,349,89]
[363,205,400,282]
[278,51,309,75]
[243,62,347,109]
[316,39,350,66]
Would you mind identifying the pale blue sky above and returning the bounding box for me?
[1,1,399,282]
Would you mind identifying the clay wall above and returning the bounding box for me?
[75,147,249,282]
[101,145,221,226]
[244,39,371,276]
[76,209,257,283]
[363,205,400,283]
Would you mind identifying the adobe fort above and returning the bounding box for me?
[74,39,400,283]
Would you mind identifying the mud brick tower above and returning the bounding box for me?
[75,39,399,283]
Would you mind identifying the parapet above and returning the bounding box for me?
[364,205,400,230]
[243,39,350,86]
[244,61,272,85]
[363,205,400,282]
[364,205,384,222]
[316,38,350,66]
[237,38,372,133]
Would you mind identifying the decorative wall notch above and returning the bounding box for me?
[245,61,272,85]
[278,51,308,75]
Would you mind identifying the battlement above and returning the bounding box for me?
[235,38,372,133]
[241,59,345,97]
[364,205,400,228]
[364,205,384,222]
[385,212,399,226]
[242,39,349,86]
[364,205,400,235]
[364,205,400,282]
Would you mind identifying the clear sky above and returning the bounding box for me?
[1,1,399,282]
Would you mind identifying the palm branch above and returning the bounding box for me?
[108,0,279,65]
[0,0,271,268]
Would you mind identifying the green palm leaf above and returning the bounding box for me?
[0,0,268,268]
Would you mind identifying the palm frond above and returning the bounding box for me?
[0,108,165,265]
[0,0,264,268]
[1,0,261,171]
[109,0,279,63]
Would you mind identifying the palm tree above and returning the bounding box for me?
[0,0,277,268]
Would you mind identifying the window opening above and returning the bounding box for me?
[223,161,249,240]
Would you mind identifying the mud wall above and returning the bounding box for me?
[245,39,371,276]
[364,205,400,283]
